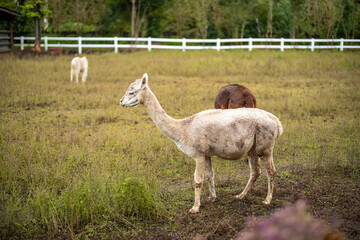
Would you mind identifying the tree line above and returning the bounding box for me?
[3,0,360,39]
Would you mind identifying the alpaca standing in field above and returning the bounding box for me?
[120,73,283,213]
[70,56,88,83]
[214,84,257,109]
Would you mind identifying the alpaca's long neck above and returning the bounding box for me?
[143,87,183,142]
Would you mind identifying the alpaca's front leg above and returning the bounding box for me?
[75,70,79,83]
[189,157,206,213]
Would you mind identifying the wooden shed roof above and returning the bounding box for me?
[0,6,21,21]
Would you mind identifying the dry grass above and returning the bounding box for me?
[0,50,359,239]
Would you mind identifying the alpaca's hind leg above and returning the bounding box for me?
[260,151,276,204]
[205,156,216,202]
[70,70,73,82]
[190,157,206,213]
[235,151,260,199]
[81,69,87,83]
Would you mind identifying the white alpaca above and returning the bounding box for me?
[70,56,88,83]
[120,73,283,213]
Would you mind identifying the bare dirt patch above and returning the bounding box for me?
[135,166,359,240]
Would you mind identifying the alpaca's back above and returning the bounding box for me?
[214,84,257,109]
[180,108,282,159]
[71,57,80,71]
[79,57,88,71]
[71,57,87,69]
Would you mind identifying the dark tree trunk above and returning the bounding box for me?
[254,7,261,38]
[34,3,41,52]
[266,0,273,38]
[241,21,246,38]
[131,0,136,37]
[34,18,41,52]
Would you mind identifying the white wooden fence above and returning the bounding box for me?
[14,36,360,53]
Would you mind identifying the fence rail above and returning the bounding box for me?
[14,36,360,53]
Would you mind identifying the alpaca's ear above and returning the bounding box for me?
[141,73,148,88]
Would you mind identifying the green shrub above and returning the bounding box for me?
[113,177,165,220]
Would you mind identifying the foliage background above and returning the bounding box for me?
[2,0,360,39]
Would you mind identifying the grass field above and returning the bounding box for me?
[0,50,359,239]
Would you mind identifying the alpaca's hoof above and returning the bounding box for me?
[235,193,246,200]
[262,200,271,205]
[206,196,216,203]
[189,207,199,213]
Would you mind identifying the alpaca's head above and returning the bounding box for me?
[120,73,148,107]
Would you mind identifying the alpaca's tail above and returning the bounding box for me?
[267,112,283,139]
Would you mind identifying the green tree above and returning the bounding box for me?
[228,0,253,38]
[168,0,192,37]
[72,0,105,35]
[147,0,171,37]
[11,0,360,39]
[190,0,213,38]
[1,0,17,10]
[332,0,360,39]
[47,0,70,34]
[102,0,131,36]
[20,0,51,51]
[130,0,150,37]
[301,0,341,38]
[273,0,306,38]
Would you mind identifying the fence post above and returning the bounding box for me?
[114,36,118,53]
[249,37,252,51]
[216,38,220,51]
[44,36,48,51]
[78,36,82,54]
[280,38,284,52]
[311,38,315,52]
[148,37,152,52]
[340,38,344,52]
[20,36,24,50]
[182,38,186,52]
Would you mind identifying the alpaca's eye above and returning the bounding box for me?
[129,92,134,96]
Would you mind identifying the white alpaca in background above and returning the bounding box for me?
[70,56,88,83]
